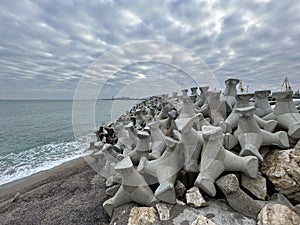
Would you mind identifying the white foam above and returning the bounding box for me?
[0,140,90,185]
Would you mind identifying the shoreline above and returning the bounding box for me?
[0,156,89,199]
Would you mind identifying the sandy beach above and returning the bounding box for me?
[0,156,110,225]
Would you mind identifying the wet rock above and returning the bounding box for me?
[260,149,300,203]
[156,203,172,221]
[186,186,207,208]
[241,173,267,200]
[127,207,159,225]
[216,174,265,219]
[257,203,300,225]
[191,215,216,225]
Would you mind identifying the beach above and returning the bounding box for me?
[0,156,110,225]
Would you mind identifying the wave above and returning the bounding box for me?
[0,139,90,185]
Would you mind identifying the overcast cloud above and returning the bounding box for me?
[0,0,299,99]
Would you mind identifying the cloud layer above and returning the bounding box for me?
[0,0,299,99]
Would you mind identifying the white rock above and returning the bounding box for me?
[155,203,171,221]
[186,186,207,208]
[127,207,158,225]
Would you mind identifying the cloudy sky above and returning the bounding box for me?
[0,0,299,99]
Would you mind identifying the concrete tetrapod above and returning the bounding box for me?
[159,109,177,137]
[220,93,277,133]
[103,156,158,217]
[190,87,199,103]
[137,137,184,204]
[114,122,132,154]
[234,106,289,162]
[128,130,151,165]
[93,144,121,178]
[254,90,273,117]
[195,86,209,108]
[157,101,172,120]
[124,122,138,149]
[203,91,226,126]
[270,91,300,139]
[175,113,204,173]
[148,120,166,159]
[194,125,258,197]
[224,78,240,112]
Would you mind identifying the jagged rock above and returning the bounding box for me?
[269,193,294,208]
[257,204,300,225]
[175,180,186,198]
[191,215,216,225]
[241,173,267,200]
[186,186,207,208]
[216,174,265,219]
[172,199,256,225]
[260,149,300,203]
[127,207,159,225]
[156,203,172,221]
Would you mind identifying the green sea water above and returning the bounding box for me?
[0,99,136,185]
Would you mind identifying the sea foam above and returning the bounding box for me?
[0,140,89,185]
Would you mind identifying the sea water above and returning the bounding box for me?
[0,99,136,185]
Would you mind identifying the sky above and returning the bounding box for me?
[0,0,299,99]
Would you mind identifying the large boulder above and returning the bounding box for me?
[260,149,300,203]
[257,203,300,225]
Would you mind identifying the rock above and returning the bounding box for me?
[269,193,294,208]
[156,203,172,221]
[295,140,300,150]
[257,203,300,225]
[186,186,207,208]
[175,180,186,198]
[110,199,256,225]
[292,204,300,216]
[216,174,265,219]
[260,149,300,203]
[127,207,159,225]
[241,173,267,200]
[176,199,186,206]
[172,199,256,225]
[191,215,216,225]
[105,176,115,187]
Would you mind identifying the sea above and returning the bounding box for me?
[0,99,136,185]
